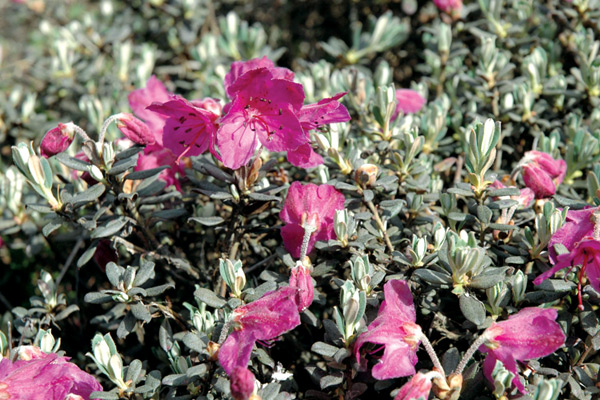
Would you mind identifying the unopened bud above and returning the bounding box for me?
[207,341,220,361]
[354,164,379,187]
[116,113,155,145]
[40,122,76,158]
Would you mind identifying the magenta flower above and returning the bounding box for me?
[128,76,172,145]
[279,182,345,258]
[218,287,301,375]
[229,367,255,400]
[217,68,307,170]
[116,113,155,145]
[391,89,426,121]
[289,261,314,312]
[0,347,102,399]
[480,308,565,393]
[224,57,295,99]
[354,280,423,380]
[433,0,463,14]
[287,92,351,168]
[533,206,600,307]
[520,151,566,198]
[147,97,219,160]
[40,122,76,158]
[394,372,433,400]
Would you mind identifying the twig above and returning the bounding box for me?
[365,200,394,254]
[56,237,84,286]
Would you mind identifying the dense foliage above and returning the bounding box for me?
[2,0,600,399]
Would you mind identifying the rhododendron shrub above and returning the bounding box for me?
[4,2,597,400]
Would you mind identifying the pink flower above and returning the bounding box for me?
[217,68,307,170]
[480,308,565,393]
[288,92,351,168]
[40,122,76,158]
[0,348,102,399]
[128,76,172,145]
[147,97,219,160]
[392,89,426,121]
[116,113,155,145]
[224,57,295,99]
[218,287,301,375]
[289,261,314,311]
[279,182,345,258]
[135,144,184,191]
[520,151,566,198]
[354,280,423,380]
[93,239,118,271]
[394,372,432,400]
[533,206,600,307]
[229,367,255,400]
[433,0,463,14]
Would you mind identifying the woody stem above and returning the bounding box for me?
[299,225,316,261]
[365,200,394,253]
[454,333,489,375]
[420,333,445,376]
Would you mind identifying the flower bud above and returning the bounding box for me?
[434,0,462,14]
[394,372,433,400]
[289,260,314,311]
[520,151,566,198]
[219,259,246,298]
[230,367,255,400]
[206,341,220,361]
[354,164,379,187]
[116,113,155,145]
[511,270,527,305]
[40,122,76,158]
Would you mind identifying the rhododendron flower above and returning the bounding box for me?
[520,151,566,198]
[116,113,155,145]
[354,280,423,380]
[0,347,102,399]
[480,308,565,393]
[533,206,600,307]
[128,75,172,145]
[394,372,432,400]
[289,260,314,311]
[280,182,345,258]
[224,56,295,99]
[392,89,426,121]
[217,68,307,170]
[229,367,255,400]
[433,0,463,14]
[288,92,351,168]
[40,122,76,158]
[147,97,219,160]
[218,287,301,375]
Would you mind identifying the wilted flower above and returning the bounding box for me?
[479,308,565,393]
[392,89,426,120]
[354,164,379,187]
[289,259,314,311]
[354,280,423,380]
[394,372,433,400]
[218,287,301,375]
[115,113,155,145]
[40,122,76,158]
[520,151,566,198]
[433,0,463,14]
[533,206,600,308]
[280,182,345,258]
[230,367,255,400]
[0,347,102,399]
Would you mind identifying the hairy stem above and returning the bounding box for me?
[455,332,489,375]
[299,225,316,261]
[420,333,445,375]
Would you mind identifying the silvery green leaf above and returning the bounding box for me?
[125,166,169,180]
[152,209,187,219]
[91,217,128,239]
[90,391,120,399]
[193,288,226,308]
[114,146,144,161]
[459,293,486,326]
[84,292,114,304]
[130,303,152,323]
[56,153,92,171]
[125,359,143,383]
[117,311,137,339]
[311,342,339,358]
[413,268,452,285]
[159,319,174,353]
[144,283,175,296]
[107,154,139,175]
[69,184,105,207]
